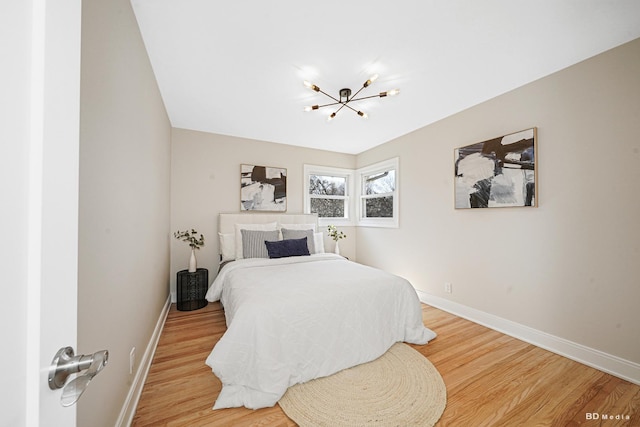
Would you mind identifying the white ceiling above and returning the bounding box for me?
[131,0,640,154]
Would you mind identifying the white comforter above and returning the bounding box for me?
[205,253,436,410]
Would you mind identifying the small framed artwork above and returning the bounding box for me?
[240,164,287,211]
[454,128,537,209]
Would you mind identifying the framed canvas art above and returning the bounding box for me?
[240,164,287,211]
[454,128,537,209]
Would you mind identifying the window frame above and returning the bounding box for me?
[303,164,355,226]
[356,157,399,228]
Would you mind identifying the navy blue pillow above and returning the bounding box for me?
[265,237,310,259]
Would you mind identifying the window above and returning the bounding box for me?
[304,165,354,225]
[357,158,399,227]
[304,158,398,228]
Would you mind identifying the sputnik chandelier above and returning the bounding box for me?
[303,74,399,121]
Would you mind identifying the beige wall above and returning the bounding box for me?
[170,129,356,295]
[356,38,640,364]
[77,0,171,425]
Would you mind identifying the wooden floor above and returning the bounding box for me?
[133,302,640,426]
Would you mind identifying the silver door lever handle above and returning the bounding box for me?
[49,346,109,407]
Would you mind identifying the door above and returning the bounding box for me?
[24,0,82,425]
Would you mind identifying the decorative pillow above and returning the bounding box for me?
[265,237,310,259]
[281,228,315,254]
[313,232,325,254]
[234,222,278,259]
[279,223,317,232]
[218,232,236,263]
[241,229,280,259]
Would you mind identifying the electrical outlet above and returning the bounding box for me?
[444,282,452,294]
[129,347,136,375]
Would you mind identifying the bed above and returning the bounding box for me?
[205,213,436,410]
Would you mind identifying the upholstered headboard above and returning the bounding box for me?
[218,213,318,234]
[218,213,320,262]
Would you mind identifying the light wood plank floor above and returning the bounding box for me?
[133,302,640,426]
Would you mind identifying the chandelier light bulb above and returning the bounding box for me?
[303,80,320,92]
[380,89,400,97]
[363,73,379,87]
[357,111,368,119]
[304,105,319,112]
[327,112,337,122]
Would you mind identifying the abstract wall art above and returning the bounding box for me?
[240,164,287,211]
[454,128,537,209]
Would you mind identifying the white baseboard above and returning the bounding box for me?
[416,290,640,386]
[116,295,172,427]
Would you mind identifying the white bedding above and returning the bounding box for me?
[205,253,436,409]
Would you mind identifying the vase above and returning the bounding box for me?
[188,248,197,272]
[334,240,340,255]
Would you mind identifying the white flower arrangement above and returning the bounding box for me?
[327,225,346,242]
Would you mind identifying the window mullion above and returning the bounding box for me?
[361,192,394,199]
[309,194,347,200]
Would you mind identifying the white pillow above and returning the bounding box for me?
[218,233,235,263]
[279,223,317,232]
[234,222,278,259]
[313,232,325,254]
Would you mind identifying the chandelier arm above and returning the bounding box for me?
[348,85,368,101]
[316,101,342,108]
[342,103,361,114]
[332,102,349,115]
[317,88,341,103]
[349,93,385,102]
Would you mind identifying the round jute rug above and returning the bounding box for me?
[278,343,446,427]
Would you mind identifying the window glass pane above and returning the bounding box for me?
[364,196,393,217]
[311,198,345,217]
[365,170,395,195]
[309,175,346,196]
